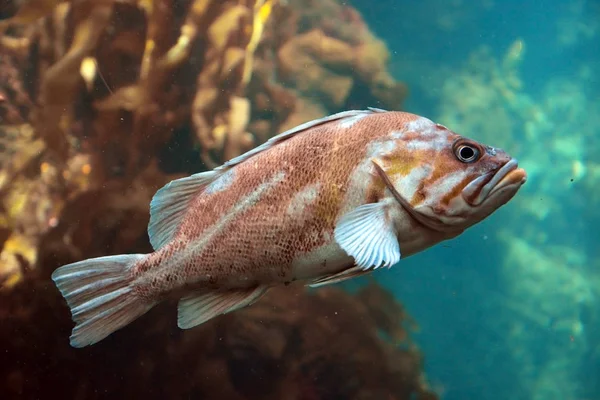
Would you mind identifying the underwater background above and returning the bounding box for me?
[0,0,598,399]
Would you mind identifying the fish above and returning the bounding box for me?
[51,108,527,347]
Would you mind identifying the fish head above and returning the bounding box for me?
[374,118,527,233]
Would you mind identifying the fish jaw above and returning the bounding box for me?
[462,158,527,206]
[475,164,527,215]
[433,156,525,229]
[487,163,527,199]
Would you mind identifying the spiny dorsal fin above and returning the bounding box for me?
[147,108,387,250]
[216,108,385,171]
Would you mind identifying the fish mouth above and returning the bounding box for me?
[463,159,527,206]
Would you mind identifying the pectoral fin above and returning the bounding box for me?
[334,202,401,270]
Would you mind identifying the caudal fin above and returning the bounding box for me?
[51,254,155,348]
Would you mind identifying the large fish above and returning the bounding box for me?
[52,108,527,347]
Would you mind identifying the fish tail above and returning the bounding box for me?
[51,254,155,348]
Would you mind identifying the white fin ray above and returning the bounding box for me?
[308,266,368,288]
[367,106,388,113]
[334,202,401,270]
[51,254,155,348]
[218,109,384,171]
[177,286,268,329]
[148,171,219,250]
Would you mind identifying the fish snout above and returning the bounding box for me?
[462,158,527,206]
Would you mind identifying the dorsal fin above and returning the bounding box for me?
[147,171,219,250]
[216,108,385,171]
[147,108,386,250]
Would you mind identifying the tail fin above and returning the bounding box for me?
[51,254,155,348]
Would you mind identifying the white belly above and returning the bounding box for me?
[290,241,354,281]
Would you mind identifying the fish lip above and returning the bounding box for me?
[463,159,526,205]
[488,163,527,197]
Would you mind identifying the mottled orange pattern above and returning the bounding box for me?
[136,109,523,298]
[52,108,526,347]
[136,110,418,295]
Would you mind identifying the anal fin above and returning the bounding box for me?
[177,286,268,329]
[308,266,368,288]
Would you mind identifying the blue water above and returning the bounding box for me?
[348,1,599,399]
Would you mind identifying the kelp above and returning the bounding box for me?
[0,1,431,398]
[0,274,438,399]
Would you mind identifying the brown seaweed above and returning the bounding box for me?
[0,271,437,399]
[0,1,434,398]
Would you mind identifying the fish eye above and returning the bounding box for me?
[454,144,480,163]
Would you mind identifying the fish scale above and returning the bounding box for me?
[143,112,386,287]
[51,108,527,347]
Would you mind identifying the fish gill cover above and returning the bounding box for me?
[0,0,437,399]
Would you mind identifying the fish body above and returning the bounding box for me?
[52,108,527,347]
